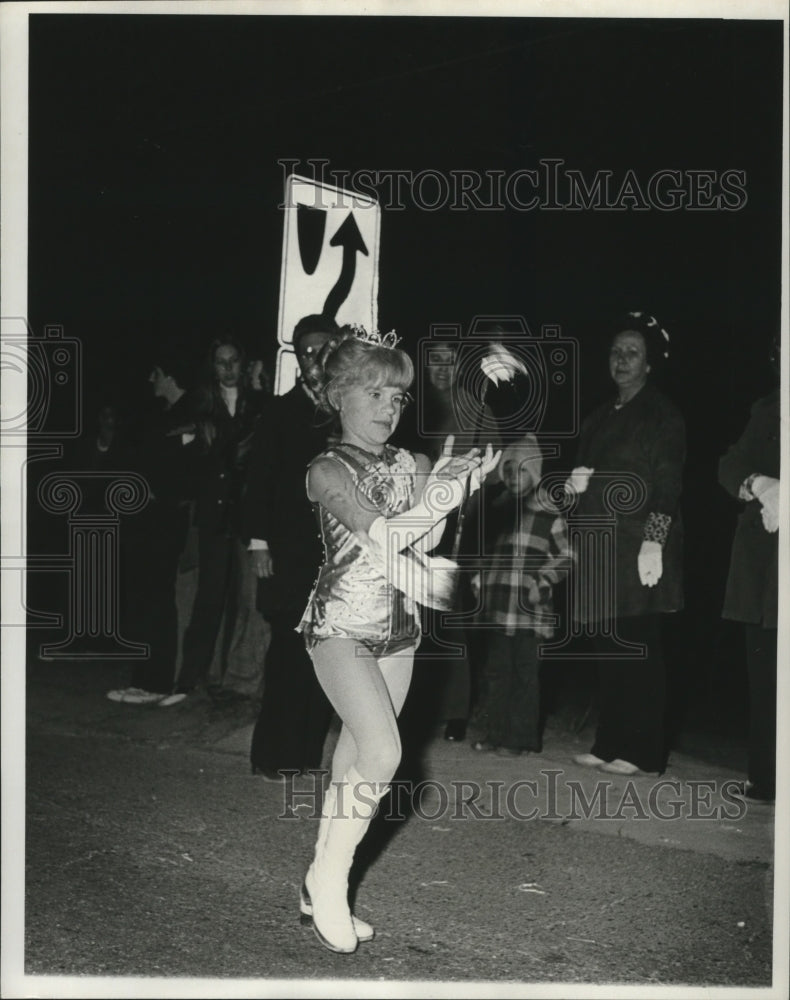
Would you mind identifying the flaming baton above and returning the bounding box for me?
[451,341,527,559]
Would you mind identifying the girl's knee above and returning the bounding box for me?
[359,738,402,784]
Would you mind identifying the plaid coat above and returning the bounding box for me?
[480,489,573,638]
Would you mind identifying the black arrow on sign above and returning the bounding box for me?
[322,212,369,320]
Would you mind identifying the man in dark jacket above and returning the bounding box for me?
[719,362,780,804]
[108,348,197,705]
[243,315,338,779]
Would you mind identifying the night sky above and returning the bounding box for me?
[26,11,785,728]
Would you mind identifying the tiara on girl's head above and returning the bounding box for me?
[349,324,401,349]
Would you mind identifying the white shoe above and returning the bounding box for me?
[301,782,375,942]
[304,766,388,954]
[304,861,358,954]
[300,878,374,942]
[573,752,605,767]
[299,781,376,944]
[158,692,188,707]
[598,758,640,775]
[106,687,164,705]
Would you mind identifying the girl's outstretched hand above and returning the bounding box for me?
[424,437,501,513]
[424,435,481,513]
[468,442,501,495]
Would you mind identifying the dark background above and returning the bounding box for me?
[26,13,784,739]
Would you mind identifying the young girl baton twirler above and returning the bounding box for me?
[297,325,500,954]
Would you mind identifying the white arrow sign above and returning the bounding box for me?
[274,173,380,395]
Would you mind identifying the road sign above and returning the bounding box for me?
[274,173,380,395]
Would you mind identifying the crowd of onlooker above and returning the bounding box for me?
[57,313,780,804]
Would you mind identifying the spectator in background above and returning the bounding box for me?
[85,402,121,463]
[169,350,273,697]
[169,336,265,703]
[568,312,685,776]
[471,434,572,756]
[244,314,338,780]
[107,348,196,705]
[718,334,780,805]
[68,400,124,515]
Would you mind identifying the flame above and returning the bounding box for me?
[480,342,528,386]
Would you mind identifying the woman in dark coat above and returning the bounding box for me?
[718,341,780,804]
[568,312,685,776]
[172,336,266,700]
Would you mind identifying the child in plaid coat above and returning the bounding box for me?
[472,435,572,755]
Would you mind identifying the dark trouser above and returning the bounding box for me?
[590,613,667,773]
[122,507,183,694]
[418,606,472,721]
[178,530,244,692]
[745,623,777,797]
[250,615,333,774]
[480,629,541,751]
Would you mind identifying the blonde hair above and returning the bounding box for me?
[311,329,414,415]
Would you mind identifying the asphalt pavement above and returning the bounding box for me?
[5,652,787,999]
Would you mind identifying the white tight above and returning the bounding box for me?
[309,638,415,786]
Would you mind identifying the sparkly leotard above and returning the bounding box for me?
[298,443,421,657]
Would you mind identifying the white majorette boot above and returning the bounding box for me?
[300,779,375,942]
[302,765,388,954]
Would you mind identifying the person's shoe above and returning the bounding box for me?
[731,780,774,805]
[444,719,467,742]
[299,880,375,943]
[302,780,372,941]
[573,752,606,767]
[158,692,188,707]
[106,687,164,705]
[495,746,523,757]
[598,758,640,775]
[472,739,498,752]
[303,765,390,955]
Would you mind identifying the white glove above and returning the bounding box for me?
[565,466,594,495]
[468,441,501,494]
[368,441,500,554]
[421,438,500,514]
[638,540,663,587]
[752,475,780,534]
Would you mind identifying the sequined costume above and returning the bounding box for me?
[298,443,421,657]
